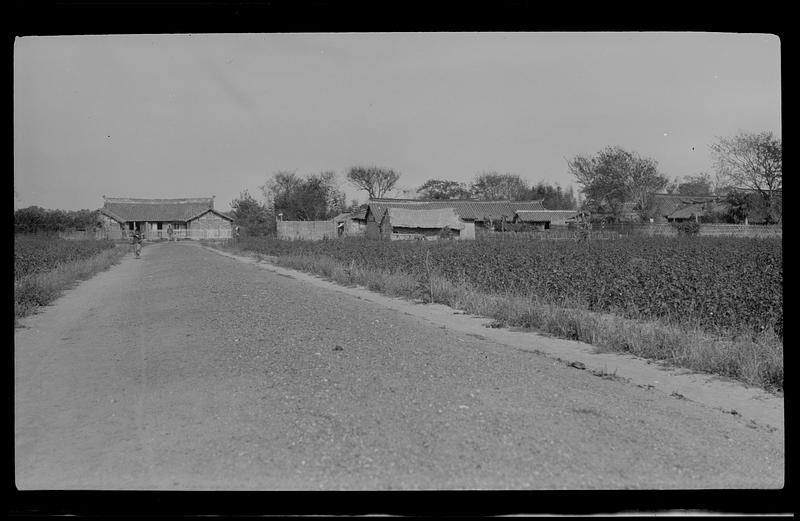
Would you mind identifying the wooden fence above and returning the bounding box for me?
[276,220,338,241]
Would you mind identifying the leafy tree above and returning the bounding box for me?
[710,131,782,223]
[229,190,274,236]
[567,146,668,222]
[677,173,713,196]
[664,177,680,195]
[14,206,100,233]
[318,171,347,216]
[14,206,46,233]
[416,179,471,200]
[470,172,529,200]
[529,181,578,209]
[723,190,772,224]
[346,166,401,199]
[262,171,345,221]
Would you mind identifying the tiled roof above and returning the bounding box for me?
[350,206,368,220]
[98,207,126,223]
[386,207,463,229]
[100,197,229,222]
[667,201,729,220]
[365,198,546,221]
[514,210,580,223]
[187,208,234,222]
[652,194,720,218]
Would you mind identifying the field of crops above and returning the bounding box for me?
[14,234,116,279]
[236,236,783,338]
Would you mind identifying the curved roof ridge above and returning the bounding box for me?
[184,208,234,222]
[103,196,214,204]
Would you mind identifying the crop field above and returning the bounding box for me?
[14,234,125,321]
[14,234,116,279]
[235,236,783,339]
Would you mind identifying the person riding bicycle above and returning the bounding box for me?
[131,229,143,258]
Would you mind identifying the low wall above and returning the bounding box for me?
[477,223,782,240]
[480,230,621,241]
[623,224,781,238]
[277,220,337,241]
[696,224,782,238]
[461,222,476,240]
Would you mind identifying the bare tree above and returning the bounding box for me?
[346,166,401,199]
[710,131,782,222]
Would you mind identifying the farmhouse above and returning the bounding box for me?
[332,212,366,237]
[365,206,473,240]
[353,198,548,235]
[513,210,581,230]
[586,194,730,224]
[664,200,730,223]
[647,194,723,223]
[98,196,234,240]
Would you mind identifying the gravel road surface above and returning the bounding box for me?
[15,242,784,490]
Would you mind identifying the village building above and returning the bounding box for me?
[586,194,728,224]
[513,210,582,230]
[353,199,548,236]
[663,200,730,223]
[332,212,366,237]
[365,206,473,240]
[98,196,234,240]
[648,194,724,223]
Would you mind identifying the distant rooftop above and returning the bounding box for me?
[100,196,232,222]
[365,198,547,221]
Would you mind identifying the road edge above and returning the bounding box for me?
[202,244,784,436]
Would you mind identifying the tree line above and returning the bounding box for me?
[14,206,100,234]
[15,131,778,235]
[230,129,781,236]
[229,168,580,236]
[567,131,781,224]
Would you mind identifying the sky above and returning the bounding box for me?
[14,32,781,212]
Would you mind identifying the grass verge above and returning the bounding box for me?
[207,241,783,393]
[14,244,130,325]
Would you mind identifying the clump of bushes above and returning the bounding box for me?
[671,220,701,236]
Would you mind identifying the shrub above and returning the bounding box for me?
[672,221,701,236]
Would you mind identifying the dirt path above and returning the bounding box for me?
[207,246,784,434]
[15,242,784,490]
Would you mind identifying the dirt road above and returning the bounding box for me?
[15,242,784,490]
